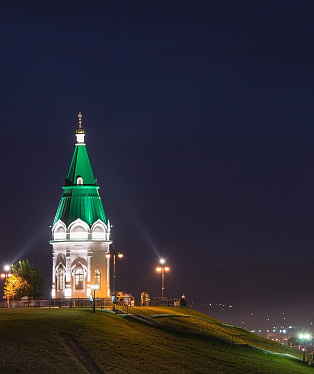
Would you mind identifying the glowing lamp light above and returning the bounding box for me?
[156,258,170,299]
[299,333,311,340]
[91,284,100,290]
[4,265,10,272]
[8,274,12,278]
[118,253,123,258]
[299,333,312,363]
[0,274,5,278]
[106,253,111,259]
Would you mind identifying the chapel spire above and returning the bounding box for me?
[53,113,107,225]
[76,112,85,143]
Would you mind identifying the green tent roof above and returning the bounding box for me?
[66,144,96,186]
[53,143,107,227]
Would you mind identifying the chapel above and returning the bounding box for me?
[50,113,111,298]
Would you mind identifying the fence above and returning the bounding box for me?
[0,297,180,309]
[0,298,112,309]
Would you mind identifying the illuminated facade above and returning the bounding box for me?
[50,113,111,298]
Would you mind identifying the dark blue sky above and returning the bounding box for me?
[1,1,314,297]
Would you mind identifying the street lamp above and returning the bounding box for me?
[1,265,13,281]
[4,265,10,272]
[1,265,13,308]
[299,333,312,363]
[106,245,123,298]
[1,265,12,280]
[90,284,100,312]
[156,259,170,299]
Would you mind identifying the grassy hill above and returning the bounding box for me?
[0,306,312,373]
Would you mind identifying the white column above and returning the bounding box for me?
[52,251,56,298]
[107,244,111,298]
[87,248,92,282]
[65,249,72,298]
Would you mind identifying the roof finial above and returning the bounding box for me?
[76,112,85,134]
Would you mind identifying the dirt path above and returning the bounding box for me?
[60,333,103,374]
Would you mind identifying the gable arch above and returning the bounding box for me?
[91,219,107,239]
[52,220,67,240]
[68,218,89,240]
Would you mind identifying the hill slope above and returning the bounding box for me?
[0,307,312,373]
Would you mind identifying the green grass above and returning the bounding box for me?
[118,306,303,355]
[0,307,312,373]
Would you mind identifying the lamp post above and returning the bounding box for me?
[1,265,12,308]
[90,284,100,312]
[106,245,123,298]
[156,259,170,300]
[299,333,312,363]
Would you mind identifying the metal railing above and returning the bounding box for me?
[0,298,112,309]
[0,296,180,309]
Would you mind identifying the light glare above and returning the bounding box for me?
[299,333,312,340]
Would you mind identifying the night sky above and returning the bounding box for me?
[1,1,314,302]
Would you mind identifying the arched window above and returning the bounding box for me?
[58,268,64,290]
[95,269,101,288]
[75,268,84,290]
[77,177,83,185]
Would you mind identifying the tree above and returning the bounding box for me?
[10,260,45,299]
[4,275,28,300]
